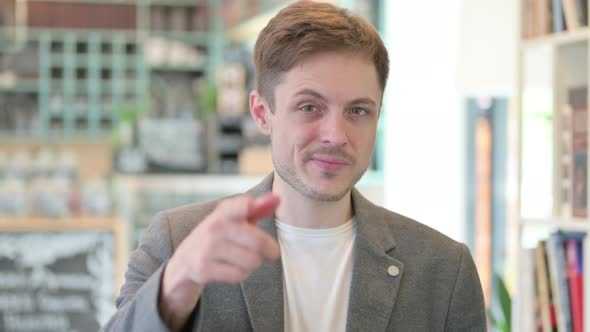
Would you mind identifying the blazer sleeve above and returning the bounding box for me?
[444,244,487,332]
[100,212,175,332]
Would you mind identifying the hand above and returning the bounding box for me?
[172,193,281,286]
[159,193,281,331]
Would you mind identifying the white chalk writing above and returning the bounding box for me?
[4,313,70,331]
[37,293,89,312]
[0,273,29,289]
[0,293,34,311]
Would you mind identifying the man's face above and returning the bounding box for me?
[256,51,382,202]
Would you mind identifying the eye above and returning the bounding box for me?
[350,107,368,115]
[300,105,318,113]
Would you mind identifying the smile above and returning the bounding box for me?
[310,157,351,172]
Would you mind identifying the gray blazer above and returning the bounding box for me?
[102,174,487,331]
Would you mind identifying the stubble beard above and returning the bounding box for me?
[272,152,366,202]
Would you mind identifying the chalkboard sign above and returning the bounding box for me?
[0,218,126,332]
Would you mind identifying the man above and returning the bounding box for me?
[103,1,486,331]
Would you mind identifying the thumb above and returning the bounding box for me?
[247,193,280,224]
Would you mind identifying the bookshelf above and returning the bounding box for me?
[0,0,218,139]
[515,219,590,332]
[523,26,590,47]
[515,1,590,331]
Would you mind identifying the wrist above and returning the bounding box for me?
[162,257,203,303]
[159,257,203,331]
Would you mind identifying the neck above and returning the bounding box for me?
[272,173,353,229]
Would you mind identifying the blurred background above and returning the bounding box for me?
[0,0,587,331]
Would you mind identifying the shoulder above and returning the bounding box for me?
[353,189,464,256]
[362,207,485,327]
[156,195,232,248]
[162,198,221,223]
[368,204,468,262]
[369,205,480,293]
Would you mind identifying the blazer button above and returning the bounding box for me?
[387,265,399,277]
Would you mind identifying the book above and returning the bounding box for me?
[553,0,567,32]
[572,0,588,27]
[570,86,588,218]
[536,241,555,332]
[547,233,575,332]
[559,104,573,218]
[562,0,581,30]
[0,0,15,27]
[532,0,541,37]
[523,0,534,38]
[27,2,137,30]
[537,0,554,35]
[518,248,538,332]
[566,238,584,332]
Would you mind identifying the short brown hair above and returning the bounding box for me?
[253,0,389,108]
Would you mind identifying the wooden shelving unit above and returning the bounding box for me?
[0,0,219,139]
[514,1,590,331]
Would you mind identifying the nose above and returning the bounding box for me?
[320,111,348,147]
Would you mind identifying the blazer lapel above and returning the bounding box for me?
[240,174,402,331]
[241,174,285,331]
[346,189,404,332]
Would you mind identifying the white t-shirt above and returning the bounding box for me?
[275,219,356,332]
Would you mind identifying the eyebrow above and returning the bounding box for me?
[293,89,377,107]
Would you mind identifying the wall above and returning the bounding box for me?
[383,0,463,242]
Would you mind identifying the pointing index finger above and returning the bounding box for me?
[247,194,280,224]
[217,193,280,224]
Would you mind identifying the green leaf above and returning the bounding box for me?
[488,309,510,332]
[198,80,217,118]
[487,309,502,328]
[498,321,509,332]
[496,275,512,327]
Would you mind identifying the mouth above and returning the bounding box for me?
[309,156,352,172]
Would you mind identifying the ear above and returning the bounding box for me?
[249,90,272,135]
